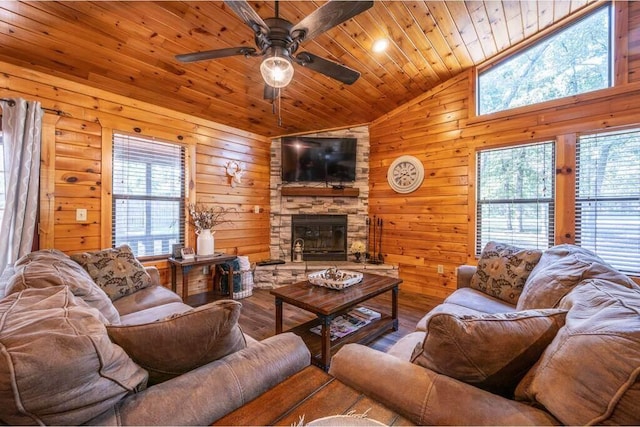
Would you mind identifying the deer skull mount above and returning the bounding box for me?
[225,161,245,187]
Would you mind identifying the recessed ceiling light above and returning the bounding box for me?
[372,38,389,53]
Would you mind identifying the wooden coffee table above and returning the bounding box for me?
[270,272,402,370]
[213,366,415,426]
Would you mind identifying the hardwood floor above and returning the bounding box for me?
[190,288,443,353]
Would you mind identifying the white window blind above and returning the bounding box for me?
[476,142,555,254]
[576,129,640,275]
[112,133,185,258]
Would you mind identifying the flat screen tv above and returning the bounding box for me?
[281,136,357,183]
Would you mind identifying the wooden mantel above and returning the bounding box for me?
[281,186,360,197]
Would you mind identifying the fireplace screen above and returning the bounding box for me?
[291,214,347,261]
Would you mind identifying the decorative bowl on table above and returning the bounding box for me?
[307,268,363,290]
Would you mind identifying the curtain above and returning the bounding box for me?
[0,98,43,275]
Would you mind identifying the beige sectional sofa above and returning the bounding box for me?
[330,243,640,425]
[0,248,310,425]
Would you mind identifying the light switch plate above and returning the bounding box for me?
[76,208,87,222]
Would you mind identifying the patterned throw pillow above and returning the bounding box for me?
[71,245,151,301]
[412,309,567,397]
[470,241,542,304]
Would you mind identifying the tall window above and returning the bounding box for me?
[112,133,185,258]
[476,142,555,254]
[576,129,640,275]
[478,5,611,116]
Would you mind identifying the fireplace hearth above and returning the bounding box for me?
[291,214,347,261]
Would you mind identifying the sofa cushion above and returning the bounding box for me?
[445,287,517,313]
[517,244,637,310]
[415,299,496,332]
[118,301,193,325]
[387,331,426,361]
[6,249,120,324]
[71,244,152,301]
[515,278,640,425]
[0,286,147,426]
[412,309,567,397]
[113,284,183,316]
[470,241,542,305]
[107,300,247,385]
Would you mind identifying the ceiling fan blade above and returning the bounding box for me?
[264,84,277,100]
[295,52,360,85]
[223,0,269,36]
[175,47,256,63]
[290,1,373,42]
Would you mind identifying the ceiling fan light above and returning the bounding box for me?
[372,38,389,53]
[260,56,295,88]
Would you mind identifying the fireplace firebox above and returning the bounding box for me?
[291,214,347,261]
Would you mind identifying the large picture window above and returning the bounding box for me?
[576,129,640,275]
[477,5,611,116]
[112,133,185,258]
[476,142,555,254]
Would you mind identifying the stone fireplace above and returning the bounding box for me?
[254,125,399,288]
[268,126,370,262]
[291,214,347,261]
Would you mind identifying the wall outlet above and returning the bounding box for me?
[76,208,87,222]
[437,264,444,274]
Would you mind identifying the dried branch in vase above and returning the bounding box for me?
[188,202,234,232]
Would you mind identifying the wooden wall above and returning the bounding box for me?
[1,60,271,296]
[4,3,640,300]
[370,2,640,298]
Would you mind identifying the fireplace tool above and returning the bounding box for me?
[378,217,384,263]
[368,215,383,265]
[365,216,370,262]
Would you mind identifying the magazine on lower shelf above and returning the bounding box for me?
[309,307,381,341]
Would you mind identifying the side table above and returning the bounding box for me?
[168,254,237,301]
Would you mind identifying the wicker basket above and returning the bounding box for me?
[218,269,254,299]
[307,268,363,290]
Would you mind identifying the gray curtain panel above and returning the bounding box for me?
[0,98,43,276]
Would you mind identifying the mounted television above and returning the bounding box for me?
[281,136,357,183]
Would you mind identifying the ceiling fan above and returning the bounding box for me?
[175,0,374,99]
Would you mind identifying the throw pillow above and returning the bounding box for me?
[470,241,542,304]
[71,244,151,301]
[219,259,242,294]
[412,309,567,397]
[515,279,640,425]
[6,249,120,324]
[107,299,246,385]
[517,244,638,310]
[0,286,147,426]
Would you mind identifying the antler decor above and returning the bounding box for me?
[225,160,245,187]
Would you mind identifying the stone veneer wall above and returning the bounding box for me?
[268,125,370,262]
[254,261,398,288]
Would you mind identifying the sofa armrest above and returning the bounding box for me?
[144,266,161,286]
[456,265,477,289]
[329,344,558,426]
[88,333,310,426]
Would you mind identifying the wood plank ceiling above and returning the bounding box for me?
[0,1,593,137]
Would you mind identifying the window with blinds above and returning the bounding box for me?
[112,133,185,258]
[576,129,640,275]
[476,142,555,255]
